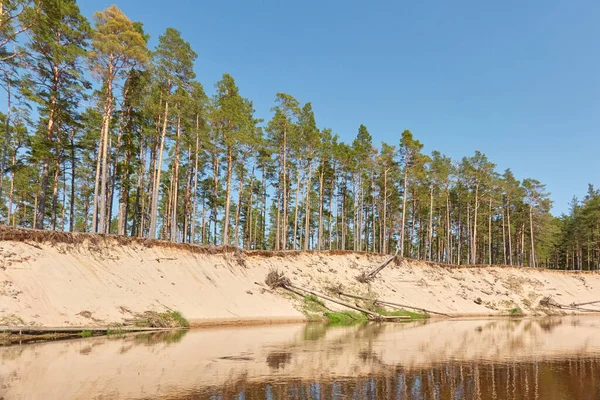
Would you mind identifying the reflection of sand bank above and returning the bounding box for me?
[1,317,600,399]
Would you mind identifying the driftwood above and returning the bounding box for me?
[337,291,453,318]
[265,270,409,321]
[357,248,400,283]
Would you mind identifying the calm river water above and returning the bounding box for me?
[1,317,600,399]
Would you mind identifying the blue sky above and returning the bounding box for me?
[75,1,600,215]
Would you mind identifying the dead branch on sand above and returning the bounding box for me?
[357,247,400,283]
[540,296,600,313]
[265,270,409,321]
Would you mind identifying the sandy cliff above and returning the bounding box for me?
[1,226,598,327]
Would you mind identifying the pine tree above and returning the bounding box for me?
[148,27,196,239]
[89,5,147,233]
[19,0,90,229]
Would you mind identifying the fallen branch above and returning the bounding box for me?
[540,296,600,313]
[265,270,408,321]
[357,248,400,283]
[570,300,600,307]
[337,291,453,318]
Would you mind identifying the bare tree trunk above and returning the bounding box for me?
[170,114,182,242]
[507,199,513,265]
[91,125,103,232]
[98,69,114,234]
[382,168,388,254]
[245,169,255,249]
[7,149,16,225]
[0,76,10,207]
[446,188,451,263]
[501,207,507,264]
[222,146,233,244]
[234,161,245,247]
[529,203,536,268]
[488,196,492,265]
[51,154,61,230]
[400,165,409,256]
[190,114,200,243]
[428,186,434,261]
[304,159,312,250]
[149,96,169,239]
[293,169,301,249]
[329,164,336,250]
[317,162,325,250]
[281,123,288,249]
[132,140,145,237]
[472,182,479,264]
[183,146,192,243]
[36,98,57,230]
[211,145,219,245]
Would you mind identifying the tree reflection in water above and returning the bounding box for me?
[193,358,600,400]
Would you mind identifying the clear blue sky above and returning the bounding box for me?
[77,1,599,215]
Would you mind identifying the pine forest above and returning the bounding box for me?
[1,1,599,270]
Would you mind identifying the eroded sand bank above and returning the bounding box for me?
[1,227,599,327]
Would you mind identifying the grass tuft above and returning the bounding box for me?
[79,330,93,338]
[374,306,429,319]
[509,307,523,316]
[134,310,190,328]
[324,311,368,326]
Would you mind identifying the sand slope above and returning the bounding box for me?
[1,232,599,327]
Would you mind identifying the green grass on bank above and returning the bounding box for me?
[374,306,429,319]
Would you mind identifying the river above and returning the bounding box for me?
[1,316,600,399]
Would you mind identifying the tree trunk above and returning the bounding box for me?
[446,188,451,263]
[0,76,10,206]
[281,122,288,249]
[234,161,245,247]
[191,113,200,243]
[317,161,325,250]
[149,96,169,239]
[304,159,312,250]
[293,169,301,249]
[36,96,57,230]
[382,168,388,254]
[506,199,513,265]
[472,182,479,264]
[69,131,76,232]
[488,196,492,265]
[170,113,181,242]
[428,186,434,261]
[400,165,409,257]
[211,145,219,245]
[7,149,16,226]
[98,68,114,234]
[223,146,233,244]
[529,203,536,268]
[51,153,61,230]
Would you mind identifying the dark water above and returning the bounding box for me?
[1,317,600,399]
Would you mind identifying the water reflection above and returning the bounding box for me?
[1,317,600,399]
[193,360,600,399]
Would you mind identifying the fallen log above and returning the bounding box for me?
[337,291,453,318]
[265,270,409,321]
[357,248,400,283]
